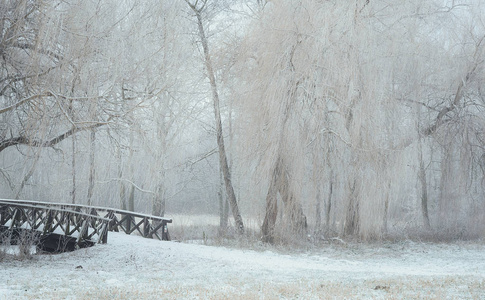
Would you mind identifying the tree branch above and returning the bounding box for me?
[0,122,105,153]
[0,65,59,96]
[12,42,63,61]
[0,93,51,114]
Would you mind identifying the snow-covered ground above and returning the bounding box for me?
[1,232,484,299]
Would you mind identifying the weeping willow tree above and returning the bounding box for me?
[2,0,485,242]
[236,0,485,242]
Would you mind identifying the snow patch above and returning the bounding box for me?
[1,233,484,298]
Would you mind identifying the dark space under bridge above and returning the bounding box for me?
[0,199,172,253]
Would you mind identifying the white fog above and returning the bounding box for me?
[1,0,485,298]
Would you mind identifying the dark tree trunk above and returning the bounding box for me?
[325,178,333,230]
[261,159,281,243]
[418,138,431,230]
[190,4,244,234]
[71,133,76,204]
[344,179,360,236]
[87,129,96,206]
[315,187,322,232]
[262,156,307,243]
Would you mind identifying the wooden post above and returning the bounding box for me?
[99,220,108,244]
[44,210,54,235]
[162,221,169,241]
[125,214,132,234]
[65,212,71,236]
[77,218,89,247]
[10,208,18,229]
[143,217,150,238]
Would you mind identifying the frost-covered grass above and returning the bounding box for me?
[1,232,484,299]
[168,214,261,242]
[68,277,485,299]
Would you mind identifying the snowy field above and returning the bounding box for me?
[1,232,485,299]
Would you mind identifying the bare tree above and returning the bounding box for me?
[185,0,245,234]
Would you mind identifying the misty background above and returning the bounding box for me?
[1,0,485,243]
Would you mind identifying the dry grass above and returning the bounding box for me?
[0,229,38,261]
[57,276,484,299]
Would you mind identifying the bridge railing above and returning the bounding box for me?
[0,201,110,247]
[0,199,172,241]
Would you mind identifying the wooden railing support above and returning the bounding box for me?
[0,199,173,245]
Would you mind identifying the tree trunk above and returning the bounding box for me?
[151,126,166,217]
[383,180,391,236]
[315,187,322,232]
[128,121,135,212]
[312,139,323,234]
[261,158,281,243]
[222,197,229,230]
[325,176,333,230]
[191,6,244,234]
[344,179,359,236]
[278,160,307,235]
[128,185,135,212]
[418,138,431,230]
[87,128,96,206]
[218,179,224,228]
[262,156,308,243]
[218,170,229,232]
[117,146,127,210]
[71,131,76,204]
[152,183,165,217]
[15,149,41,199]
[87,94,97,206]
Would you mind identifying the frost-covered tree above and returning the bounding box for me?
[0,1,193,208]
[185,0,245,234]
[236,0,485,241]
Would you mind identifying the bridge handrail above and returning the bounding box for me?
[0,200,111,222]
[1,199,172,241]
[0,199,172,223]
[0,200,110,249]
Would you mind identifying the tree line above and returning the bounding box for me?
[1,0,485,243]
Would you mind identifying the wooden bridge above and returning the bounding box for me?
[0,199,172,252]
